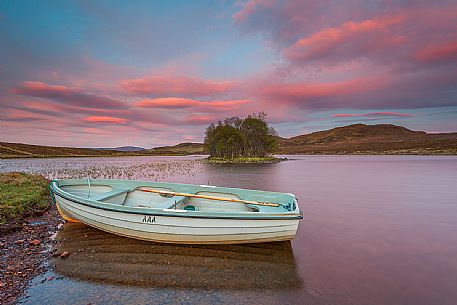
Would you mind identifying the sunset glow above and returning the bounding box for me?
[1,0,456,147]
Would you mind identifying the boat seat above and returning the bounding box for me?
[90,188,130,201]
[151,196,186,209]
[252,205,286,213]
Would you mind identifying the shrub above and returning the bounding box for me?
[204,112,277,159]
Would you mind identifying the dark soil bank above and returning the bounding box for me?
[0,204,62,305]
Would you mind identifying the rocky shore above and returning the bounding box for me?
[0,203,62,305]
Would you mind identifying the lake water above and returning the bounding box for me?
[1,155,456,305]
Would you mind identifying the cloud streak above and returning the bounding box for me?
[283,15,405,64]
[135,97,251,110]
[12,81,126,109]
[120,75,236,98]
[332,112,413,118]
[83,116,129,124]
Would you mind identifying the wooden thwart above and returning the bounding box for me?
[137,188,280,207]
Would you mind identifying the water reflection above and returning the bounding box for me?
[12,155,457,304]
[52,223,302,290]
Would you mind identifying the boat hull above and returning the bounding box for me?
[54,193,299,244]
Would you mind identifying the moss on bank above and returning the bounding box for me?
[0,172,50,224]
[206,156,285,164]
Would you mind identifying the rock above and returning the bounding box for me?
[15,240,24,245]
[29,239,41,246]
[60,251,70,258]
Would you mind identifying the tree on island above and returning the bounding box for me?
[204,112,278,159]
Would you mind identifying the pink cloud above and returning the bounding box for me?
[84,128,112,135]
[11,100,132,119]
[0,108,53,123]
[235,1,457,113]
[251,65,457,111]
[22,100,62,112]
[332,112,413,118]
[235,1,457,68]
[283,15,405,63]
[255,76,382,105]
[0,114,44,122]
[233,0,275,23]
[135,97,200,108]
[182,135,197,141]
[184,115,215,125]
[120,75,236,98]
[83,116,128,124]
[415,40,457,63]
[135,97,251,111]
[12,81,126,109]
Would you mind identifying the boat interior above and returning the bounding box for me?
[57,179,295,214]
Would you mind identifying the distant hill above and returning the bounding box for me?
[1,124,456,158]
[95,146,146,152]
[146,142,206,155]
[277,124,457,155]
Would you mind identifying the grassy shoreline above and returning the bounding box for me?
[0,173,50,225]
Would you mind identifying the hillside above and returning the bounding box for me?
[0,141,206,159]
[146,143,206,155]
[0,142,128,159]
[1,124,456,158]
[278,124,457,155]
[0,142,206,159]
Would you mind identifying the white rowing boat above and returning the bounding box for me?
[50,179,302,244]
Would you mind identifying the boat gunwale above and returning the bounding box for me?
[50,179,303,220]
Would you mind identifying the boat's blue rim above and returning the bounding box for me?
[50,181,303,220]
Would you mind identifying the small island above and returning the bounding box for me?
[204,112,282,163]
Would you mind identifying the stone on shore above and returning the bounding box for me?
[29,239,41,246]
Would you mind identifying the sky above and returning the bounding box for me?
[1,0,456,148]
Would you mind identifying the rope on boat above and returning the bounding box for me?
[137,188,280,207]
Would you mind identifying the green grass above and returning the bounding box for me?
[0,172,50,224]
[206,156,284,164]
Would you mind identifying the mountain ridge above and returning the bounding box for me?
[94,146,146,152]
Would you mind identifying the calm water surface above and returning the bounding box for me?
[1,155,456,305]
